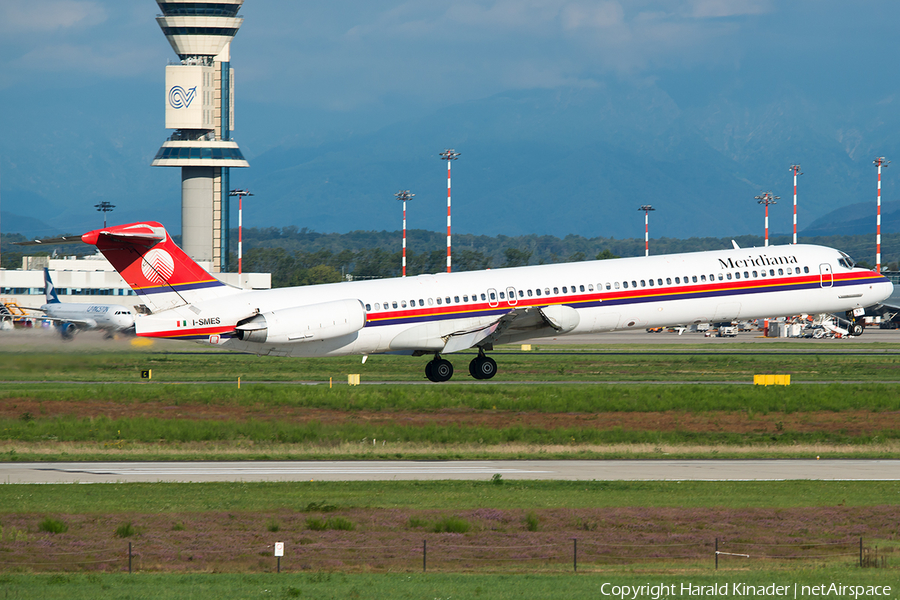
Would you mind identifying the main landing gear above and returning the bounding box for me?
[469,348,497,380]
[424,349,498,382]
[425,355,454,383]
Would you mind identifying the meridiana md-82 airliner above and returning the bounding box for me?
[26,221,893,381]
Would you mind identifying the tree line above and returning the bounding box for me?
[3,228,899,288]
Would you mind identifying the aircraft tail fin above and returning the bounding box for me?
[81,222,241,313]
[43,268,61,304]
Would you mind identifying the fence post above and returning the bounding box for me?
[573,538,577,573]
[715,538,718,570]
[128,542,132,574]
[423,539,427,572]
[859,537,862,568]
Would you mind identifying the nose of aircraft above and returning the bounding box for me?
[876,278,895,304]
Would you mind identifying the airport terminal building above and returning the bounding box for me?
[0,254,270,310]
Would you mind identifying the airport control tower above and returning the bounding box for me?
[151,0,249,272]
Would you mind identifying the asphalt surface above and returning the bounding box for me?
[3,459,899,484]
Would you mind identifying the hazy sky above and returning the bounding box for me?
[3,1,897,136]
[1,1,899,236]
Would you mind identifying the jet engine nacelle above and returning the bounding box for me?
[235,299,367,344]
[58,322,78,339]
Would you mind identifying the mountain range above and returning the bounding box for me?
[2,78,899,241]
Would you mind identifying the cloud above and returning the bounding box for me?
[560,2,625,30]
[10,42,156,78]
[687,0,772,19]
[0,0,106,34]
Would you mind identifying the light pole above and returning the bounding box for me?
[229,189,253,276]
[639,205,655,256]
[874,157,889,272]
[94,201,115,228]
[790,164,802,245]
[396,190,415,277]
[755,192,779,247]
[440,149,460,273]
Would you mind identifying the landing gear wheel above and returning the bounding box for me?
[848,323,864,336]
[469,355,498,380]
[425,357,454,382]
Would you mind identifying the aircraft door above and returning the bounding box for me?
[487,288,499,308]
[819,263,833,288]
[506,287,518,306]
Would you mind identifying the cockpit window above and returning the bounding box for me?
[838,252,857,269]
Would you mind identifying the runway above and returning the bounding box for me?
[3,459,899,484]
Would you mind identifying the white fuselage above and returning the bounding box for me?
[42,302,135,332]
[135,243,892,357]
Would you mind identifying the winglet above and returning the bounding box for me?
[732,240,740,250]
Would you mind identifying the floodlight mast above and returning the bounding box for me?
[639,205,655,256]
[229,189,253,277]
[440,149,460,273]
[790,165,802,245]
[94,201,116,228]
[395,190,415,277]
[755,192,779,247]
[874,157,889,272]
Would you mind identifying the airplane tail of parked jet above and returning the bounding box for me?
[81,222,242,313]
[43,268,61,304]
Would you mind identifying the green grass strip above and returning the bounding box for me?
[1,481,898,513]
[3,382,900,413]
[0,570,895,599]
[5,347,900,382]
[2,414,898,446]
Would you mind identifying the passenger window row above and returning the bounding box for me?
[363,267,812,312]
[603,266,810,291]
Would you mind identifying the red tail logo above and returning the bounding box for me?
[82,221,224,294]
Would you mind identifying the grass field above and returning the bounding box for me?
[3,343,900,460]
[3,480,899,512]
[1,481,898,575]
[0,570,894,600]
[2,342,899,580]
[4,340,900,382]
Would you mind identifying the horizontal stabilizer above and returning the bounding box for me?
[82,223,166,247]
[14,235,85,246]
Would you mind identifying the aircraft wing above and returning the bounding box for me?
[16,306,47,313]
[447,304,580,352]
[391,304,581,354]
[31,314,98,328]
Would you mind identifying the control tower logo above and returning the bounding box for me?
[168,85,197,109]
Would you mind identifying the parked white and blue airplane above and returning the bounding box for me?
[27,268,135,339]
[24,222,894,378]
